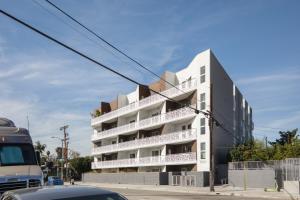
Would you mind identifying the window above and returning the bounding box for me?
[200,66,205,75]
[151,168,160,172]
[129,154,135,159]
[187,124,191,129]
[129,120,135,123]
[151,131,160,136]
[152,112,159,117]
[112,141,116,144]
[0,144,36,166]
[200,142,206,159]
[182,125,186,131]
[200,93,206,110]
[200,118,205,135]
[200,93,205,101]
[200,66,205,83]
[183,145,192,153]
[152,150,159,156]
[200,75,205,83]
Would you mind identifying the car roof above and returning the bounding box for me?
[5,186,117,200]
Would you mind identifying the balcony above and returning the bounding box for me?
[91,107,196,141]
[91,79,197,126]
[92,129,197,155]
[91,152,197,169]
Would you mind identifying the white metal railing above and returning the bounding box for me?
[91,79,197,126]
[91,152,197,169]
[91,107,196,141]
[92,129,197,155]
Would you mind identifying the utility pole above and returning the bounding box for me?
[60,138,64,180]
[209,83,215,192]
[59,125,69,181]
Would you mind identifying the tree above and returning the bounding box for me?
[34,141,47,155]
[56,147,62,159]
[69,150,80,159]
[230,139,269,161]
[46,151,51,159]
[230,129,300,161]
[269,129,298,146]
[69,156,92,180]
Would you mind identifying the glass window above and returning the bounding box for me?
[200,93,205,102]
[201,152,206,159]
[200,118,205,126]
[200,142,206,150]
[182,125,186,131]
[187,124,191,129]
[200,75,205,83]
[200,102,206,110]
[200,127,205,135]
[152,151,159,156]
[200,142,206,159]
[129,154,135,159]
[0,144,36,166]
[200,66,205,75]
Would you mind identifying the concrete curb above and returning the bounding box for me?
[78,182,291,200]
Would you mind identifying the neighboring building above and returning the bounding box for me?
[90,49,253,174]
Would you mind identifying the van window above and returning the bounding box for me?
[0,144,36,166]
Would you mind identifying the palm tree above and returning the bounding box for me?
[46,150,51,161]
[34,141,47,155]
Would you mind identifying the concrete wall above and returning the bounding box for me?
[82,172,168,185]
[228,169,276,188]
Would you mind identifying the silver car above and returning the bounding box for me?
[0,186,127,200]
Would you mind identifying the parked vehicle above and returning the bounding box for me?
[0,186,128,200]
[47,176,63,186]
[0,118,43,194]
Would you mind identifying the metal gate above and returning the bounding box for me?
[172,175,196,186]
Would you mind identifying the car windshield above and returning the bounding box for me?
[0,144,37,166]
[55,194,127,200]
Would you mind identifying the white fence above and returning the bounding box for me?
[172,175,196,187]
[91,79,197,126]
[92,152,197,169]
[92,129,197,155]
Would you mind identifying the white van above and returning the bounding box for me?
[0,118,43,194]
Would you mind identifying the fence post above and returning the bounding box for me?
[243,161,247,191]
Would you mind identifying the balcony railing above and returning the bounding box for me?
[91,79,197,126]
[91,107,196,141]
[91,152,197,169]
[92,129,197,155]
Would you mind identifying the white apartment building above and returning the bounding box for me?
[90,49,253,174]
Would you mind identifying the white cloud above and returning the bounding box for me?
[267,110,300,129]
[238,72,300,85]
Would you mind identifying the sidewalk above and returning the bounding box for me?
[77,182,292,200]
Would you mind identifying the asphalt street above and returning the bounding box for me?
[107,187,276,200]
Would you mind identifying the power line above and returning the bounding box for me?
[0,8,241,151]
[36,1,239,142]
[30,0,148,78]
[0,9,203,116]
[41,0,222,118]
[44,0,187,94]
[21,0,267,145]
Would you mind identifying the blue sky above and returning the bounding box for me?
[0,0,299,156]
